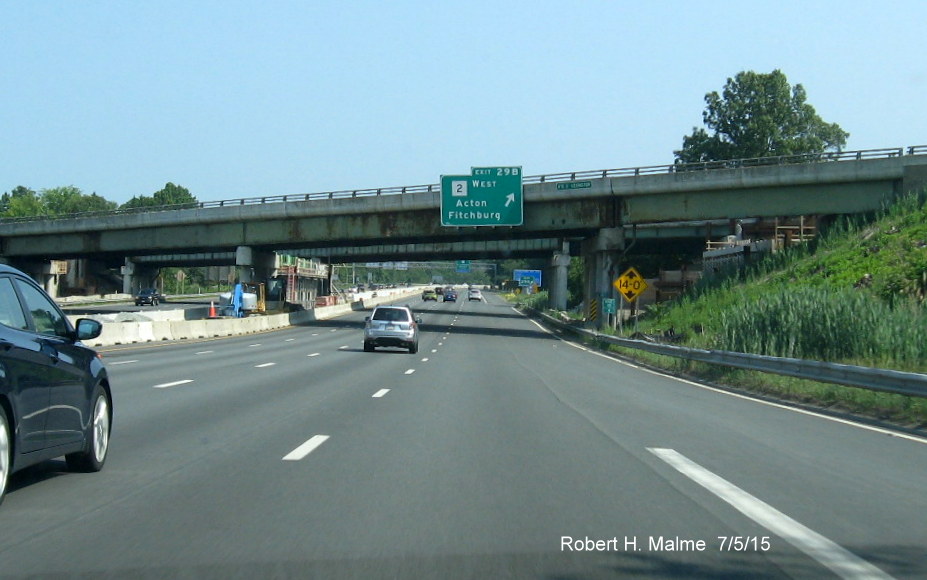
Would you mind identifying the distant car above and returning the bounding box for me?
[0,263,111,506]
[363,305,421,354]
[422,289,438,301]
[443,289,457,302]
[134,288,161,306]
[468,288,483,301]
[435,286,444,295]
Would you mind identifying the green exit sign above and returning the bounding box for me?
[441,166,523,227]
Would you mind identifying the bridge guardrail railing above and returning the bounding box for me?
[3,145,925,224]
[532,310,927,399]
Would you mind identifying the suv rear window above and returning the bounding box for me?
[372,308,410,322]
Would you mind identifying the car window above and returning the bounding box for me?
[373,308,409,322]
[0,277,29,330]
[14,277,71,337]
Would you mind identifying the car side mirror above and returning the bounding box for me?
[415,316,423,324]
[75,318,103,341]
[364,316,370,322]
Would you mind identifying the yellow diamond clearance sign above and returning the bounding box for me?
[613,267,648,302]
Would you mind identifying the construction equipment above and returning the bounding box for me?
[242,282,266,313]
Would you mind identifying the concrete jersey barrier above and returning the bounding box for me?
[71,288,421,348]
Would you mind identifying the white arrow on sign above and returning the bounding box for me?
[505,193,515,207]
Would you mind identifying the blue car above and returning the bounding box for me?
[0,264,112,506]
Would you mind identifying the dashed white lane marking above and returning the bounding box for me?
[255,362,276,368]
[283,435,330,461]
[285,338,295,342]
[153,379,194,389]
[108,360,138,366]
[308,353,321,357]
[404,369,415,375]
[421,358,429,362]
[431,349,438,353]
[338,345,349,350]
[248,343,262,347]
[648,448,894,580]
[373,389,390,398]
[195,351,213,355]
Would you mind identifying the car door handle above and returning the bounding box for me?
[39,342,60,363]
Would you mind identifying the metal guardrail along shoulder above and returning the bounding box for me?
[2,145,926,224]
[534,311,927,399]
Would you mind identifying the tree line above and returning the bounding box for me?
[0,182,197,218]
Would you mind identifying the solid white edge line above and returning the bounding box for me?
[108,360,138,365]
[283,435,330,461]
[648,448,894,580]
[153,379,194,389]
[373,389,390,398]
[533,318,927,446]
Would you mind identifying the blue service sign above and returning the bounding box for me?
[513,269,542,287]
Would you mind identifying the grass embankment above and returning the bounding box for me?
[531,192,927,430]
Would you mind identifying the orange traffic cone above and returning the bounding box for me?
[208,301,217,318]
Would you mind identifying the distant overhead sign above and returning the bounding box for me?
[441,166,523,227]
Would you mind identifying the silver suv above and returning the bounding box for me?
[363,305,421,354]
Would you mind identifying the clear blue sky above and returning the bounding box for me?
[3,1,926,205]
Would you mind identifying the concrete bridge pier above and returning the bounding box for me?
[582,228,624,329]
[236,246,276,284]
[26,261,62,298]
[548,242,571,311]
[122,259,160,295]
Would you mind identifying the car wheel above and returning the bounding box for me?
[153,299,159,306]
[409,342,418,354]
[0,408,10,506]
[363,341,375,352]
[66,386,111,473]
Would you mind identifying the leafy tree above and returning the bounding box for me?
[120,182,197,210]
[567,256,584,309]
[42,186,116,215]
[0,186,42,217]
[674,69,849,163]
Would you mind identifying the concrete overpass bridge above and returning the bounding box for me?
[2,145,926,312]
